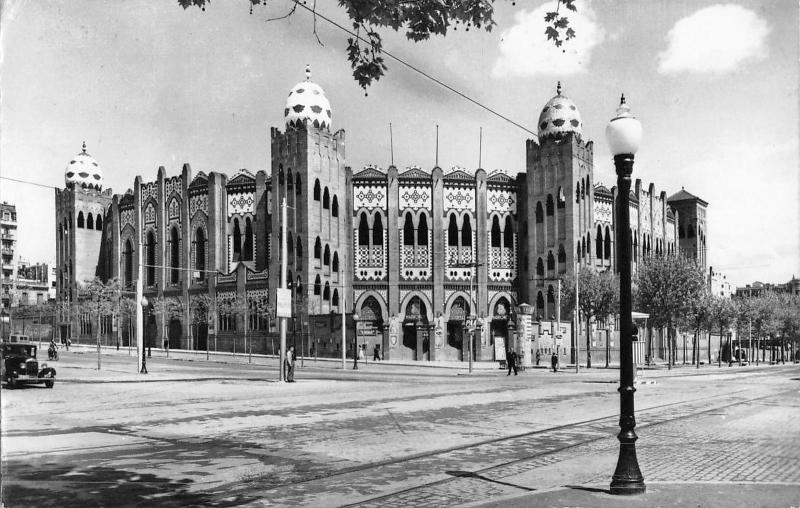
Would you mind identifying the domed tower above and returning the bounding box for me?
[55,142,113,319]
[521,83,594,321]
[269,67,351,325]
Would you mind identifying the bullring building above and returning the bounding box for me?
[55,71,706,362]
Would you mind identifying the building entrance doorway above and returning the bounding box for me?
[402,296,428,361]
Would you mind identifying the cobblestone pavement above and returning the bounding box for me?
[2,353,798,507]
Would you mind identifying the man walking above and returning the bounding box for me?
[551,352,559,372]
[285,345,296,382]
[373,344,381,361]
[506,349,518,376]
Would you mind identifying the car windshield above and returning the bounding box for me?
[2,344,36,358]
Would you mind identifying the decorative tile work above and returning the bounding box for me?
[353,289,388,309]
[190,194,208,218]
[144,203,156,225]
[227,192,255,217]
[444,186,475,212]
[165,176,182,198]
[216,290,237,299]
[594,200,613,225]
[399,186,431,210]
[354,230,387,281]
[141,182,157,203]
[487,189,517,214]
[400,288,432,308]
[399,230,431,281]
[120,209,134,231]
[354,185,387,211]
[246,269,269,281]
[246,288,268,299]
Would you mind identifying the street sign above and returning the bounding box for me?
[276,288,292,318]
[465,315,477,330]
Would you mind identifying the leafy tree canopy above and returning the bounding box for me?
[634,255,705,330]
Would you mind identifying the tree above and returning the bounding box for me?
[178,0,578,90]
[683,290,713,368]
[79,278,122,370]
[776,293,800,363]
[251,295,274,354]
[119,296,137,352]
[709,295,737,367]
[635,254,705,369]
[151,295,183,357]
[560,266,618,368]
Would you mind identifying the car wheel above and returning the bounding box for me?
[45,380,54,389]
[7,377,16,389]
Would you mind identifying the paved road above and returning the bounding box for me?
[2,350,799,507]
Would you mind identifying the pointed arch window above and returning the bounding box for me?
[323,187,330,209]
[403,213,414,246]
[535,202,544,223]
[332,195,339,217]
[547,251,555,271]
[287,169,294,191]
[323,282,331,301]
[358,212,370,245]
[146,231,156,286]
[95,215,103,230]
[314,274,321,295]
[372,214,383,246]
[278,166,284,186]
[233,219,242,261]
[324,244,331,266]
[604,226,612,259]
[77,211,85,228]
[503,217,514,249]
[417,214,428,245]
[87,213,94,230]
[295,173,302,195]
[170,226,180,284]
[558,244,566,272]
[462,215,472,246]
[576,182,581,203]
[195,227,206,281]
[287,231,294,264]
[123,239,134,288]
[491,216,501,247]
[243,218,254,261]
[537,257,544,278]
[332,251,339,272]
[296,237,303,261]
[546,195,554,216]
[332,288,339,307]
[314,237,322,259]
[448,214,459,246]
[596,225,603,259]
[313,179,321,201]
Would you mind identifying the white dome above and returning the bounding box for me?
[537,82,583,141]
[284,66,332,131]
[65,142,103,190]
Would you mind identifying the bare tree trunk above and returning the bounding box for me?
[96,314,101,370]
[585,312,592,369]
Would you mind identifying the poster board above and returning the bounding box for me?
[493,336,506,362]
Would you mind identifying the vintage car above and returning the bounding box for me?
[1,341,56,388]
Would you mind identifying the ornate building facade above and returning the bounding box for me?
[55,74,695,362]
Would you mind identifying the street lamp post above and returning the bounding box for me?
[452,261,483,373]
[353,313,359,370]
[606,94,646,495]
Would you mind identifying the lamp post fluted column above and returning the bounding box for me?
[607,95,645,495]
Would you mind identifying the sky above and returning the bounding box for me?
[1,0,797,287]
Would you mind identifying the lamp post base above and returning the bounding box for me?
[610,437,646,495]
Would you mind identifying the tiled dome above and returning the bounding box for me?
[284,66,332,131]
[65,142,103,190]
[537,82,582,141]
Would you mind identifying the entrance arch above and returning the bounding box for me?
[401,296,429,361]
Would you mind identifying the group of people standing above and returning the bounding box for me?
[507,349,562,374]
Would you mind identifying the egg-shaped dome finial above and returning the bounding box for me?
[284,66,332,131]
[537,82,583,141]
[65,142,103,191]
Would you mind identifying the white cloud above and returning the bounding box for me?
[492,2,605,78]
[658,4,769,75]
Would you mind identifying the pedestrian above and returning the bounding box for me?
[66,338,71,351]
[535,350,541,366]
[551,352,559,372]
[358,344,365,362]
[285,346,296,382]
[506,349,518,376]
[373,344,381,361]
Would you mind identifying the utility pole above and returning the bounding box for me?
[279,198,288,382]
[574,267,579,373]
[341,267,346,370]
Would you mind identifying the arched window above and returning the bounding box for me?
[417,214,428,245]
[586,232,591,259]
[448,214,458,246]
[547,285,555,318]
[296,237,302,261]
[558,244,566,266]
[77,211,85,228]
[503,217,514,248]
[581,237,587,259]
[278,166,284,186]
[324,244,331,266]
[323,187,330,209]
[576,182,581,203]
[537,292,545,316]
[596,226,603,259]
[604,226,612,260]
[95,215,103,230]
[314,275,321,295]
[535,202,544,223]
[332,251,339,272]
[146,231,156,286]
[243,218,254,261]
[633,235,638,262]
[195,227,206,281]
[313,179,321,200]
[537,257,544,277]
[323,282,330,301]
[491,216,501,247]
[581,179,585,199]
[332,288,339,306]
[295,173,301,195]
[87,213,94,230]
[170,226,180,284]
[462,215,472,246]
[332,196,339,217]
[287,231,294,263]
[546,195,554,216]
[314,237,321,259]
[547,251,555,271]
[123,239,133,288]
[372,214,383,246]
[403,213,414,246]
[287,169,293,191]
[233,218,242,261]
[358,213,369,246]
